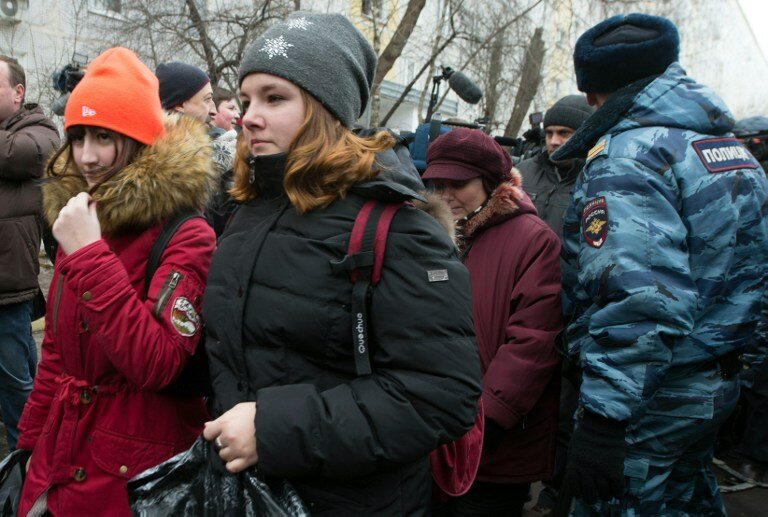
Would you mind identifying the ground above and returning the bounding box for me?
[1,254,765,513]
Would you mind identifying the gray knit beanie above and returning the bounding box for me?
[238,12,376,128]
[543,94,594,130]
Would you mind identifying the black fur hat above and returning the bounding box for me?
[574,13,679,93]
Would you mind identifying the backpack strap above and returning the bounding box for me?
[144,212,205,294]
[330,200,404,376]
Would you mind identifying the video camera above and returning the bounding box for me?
[52,52,88,94]
[732,116,768,171]
[493,112,544,162]
[51,52,88,116]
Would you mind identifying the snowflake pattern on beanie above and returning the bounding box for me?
[260,35,293,59]
[287,17,312,30]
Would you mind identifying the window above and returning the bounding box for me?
[403,59,416,83]
[361,0,388,23]
[90,0,121,13]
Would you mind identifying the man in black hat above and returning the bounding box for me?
[155,61,216,124]
[518,95,594,238]
[554,12,768,516]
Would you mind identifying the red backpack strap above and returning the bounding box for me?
[371,203,402,285]
[329,200,405,375]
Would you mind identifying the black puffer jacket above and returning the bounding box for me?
[204,148,481,515]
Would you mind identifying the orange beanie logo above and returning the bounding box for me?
[81,106,97,117]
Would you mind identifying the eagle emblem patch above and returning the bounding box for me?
[582,196,608,248]
[170,297,200,337]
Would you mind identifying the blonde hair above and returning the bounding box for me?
[231,90,395,213]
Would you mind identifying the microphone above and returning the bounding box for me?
[444,67,483,105]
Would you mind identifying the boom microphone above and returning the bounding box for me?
[444,68,483,105]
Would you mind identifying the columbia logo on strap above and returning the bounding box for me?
[81,106,97,117]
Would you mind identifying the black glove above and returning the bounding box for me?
[565,410,627,504]
[482,417,505,454]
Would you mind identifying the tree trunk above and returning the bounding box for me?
[185,0,218,84]
[432,0,544,115]
[379,32,456,127]
[373,0,427,89]
[369,0,426,126]
[504,27,544,138]
[483,33,505,133]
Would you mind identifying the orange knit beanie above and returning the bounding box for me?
[65,47,165,145]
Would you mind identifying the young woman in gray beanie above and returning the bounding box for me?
[200,12,481,515]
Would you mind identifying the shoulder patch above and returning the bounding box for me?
[582,197,608,248]
[170,297,200,337]
[587,135,611,163]
[691,137,759,173]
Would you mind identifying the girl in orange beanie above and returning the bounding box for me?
[16,47,217,516]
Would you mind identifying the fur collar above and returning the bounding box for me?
[412,191,456,244]
[43,113,216,236]
[460,168,525,240]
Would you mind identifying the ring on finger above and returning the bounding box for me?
[215,436,224,449]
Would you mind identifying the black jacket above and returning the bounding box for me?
[516,150,583,239]
[204,149,481,515]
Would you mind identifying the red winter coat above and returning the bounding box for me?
[17,114,217,516]
[460,171,562,484]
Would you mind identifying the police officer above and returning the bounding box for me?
[552,13,768,515]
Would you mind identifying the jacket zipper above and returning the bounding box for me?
[51,275,64,336]
[153,270,183,317]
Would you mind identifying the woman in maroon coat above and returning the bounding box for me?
[16,48,216,516]
[425,128,562,516]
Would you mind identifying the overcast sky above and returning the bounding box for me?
[739,0,768,60]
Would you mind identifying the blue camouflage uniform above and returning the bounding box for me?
[560,63,768,515]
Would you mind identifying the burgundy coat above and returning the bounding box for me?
[460,171,562,484]
[17,114,217,516]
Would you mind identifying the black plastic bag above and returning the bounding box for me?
[0,449,31,516]
[128,437,308,516]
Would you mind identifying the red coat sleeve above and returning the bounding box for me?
[17,277,65,451]
[56,218,215,391]
[481,222,562,429]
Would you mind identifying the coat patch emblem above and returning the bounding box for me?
[582,196,608,248]
[170,297,200,337]
[692,137,759,173]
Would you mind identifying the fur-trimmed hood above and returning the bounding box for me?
[412,191,456,243]
[460,168,533,240]
[43,113,216,236]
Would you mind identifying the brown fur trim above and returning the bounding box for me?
[462,167,524,239]
[43,113,217,236]
[412,191,457,244]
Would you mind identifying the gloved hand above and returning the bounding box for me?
[565,410,627,504]
[482,417,505,454]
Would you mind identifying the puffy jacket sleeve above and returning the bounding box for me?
[55,218,215,390]
[0,119,59,181]
[255,207,482,478]
[16,273,65,451]
[572,157,698,422]
[482,220,562,429]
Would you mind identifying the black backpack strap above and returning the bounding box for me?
[144,211,210,397]
[144,212,205,294]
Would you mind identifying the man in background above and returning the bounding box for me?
[0,55,59,449]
